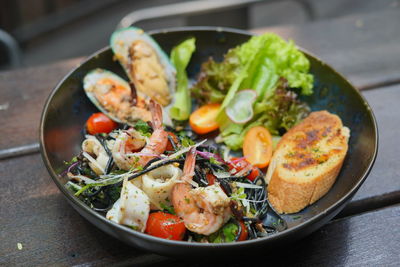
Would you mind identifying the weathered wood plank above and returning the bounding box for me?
[171,206,400,267]
[253,9,400,90]
[0,85,399,265]
[1,83,398,214]
[0,153,398,266]
[339,84,400,216]
[2,9,400,152]
[0,153,167,266]
[0,58,82,151]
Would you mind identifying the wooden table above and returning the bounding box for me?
[1,9,400,266]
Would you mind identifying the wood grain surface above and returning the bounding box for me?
[1,152,398,266]
[0,84,399,266]
[0,58,82,150]
[1,8,400,267]
[339,85,400,216]
[1,9,400,153]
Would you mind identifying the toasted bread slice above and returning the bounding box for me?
[266,110,350,214]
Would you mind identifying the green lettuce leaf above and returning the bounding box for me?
[192,33,313,107]
[170,37,196,120]
[192,33,313,150]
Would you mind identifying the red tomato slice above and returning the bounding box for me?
[243,126,273,168]
[189,103,221,134]
[229,157,260,182]
[206,173,216,185]
[237,221,248,241]
[165,132,179,151]
[145,212,186,240]
[86,112,118,135]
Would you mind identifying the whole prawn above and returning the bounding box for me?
[171,148,232,235]
[136,100,168,167]
[112,100,168,170]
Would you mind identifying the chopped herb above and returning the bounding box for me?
[181,136,195,147]
[209,157,220,165]
[312,147,320,153]
[209,222,238,243]
[110,169,126,175]
[231,187,247,201]
[134,119,152,137]
[160,202,176,215]
[64,156,78,165]
[286,152,295,157]
[128,225,139,231]
[135,165,143,171]
[107,186,121,202]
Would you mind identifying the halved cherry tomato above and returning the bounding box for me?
[237,221,248,241]
[165,132,179,151]
[145,212,186,240]
[189,103,221,134]
[86,112,118,135]
[243,126,273,168]
[206,173,216,185]
[228,157,260,182]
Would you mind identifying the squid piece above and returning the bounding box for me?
[81,135,110,175]
[141,164,182,210]
[106,179,150,232]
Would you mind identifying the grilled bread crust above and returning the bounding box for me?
[266,111,350,214]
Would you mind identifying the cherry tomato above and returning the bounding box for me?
[247,167,260,181]
[86,112,118,135]
[237,221,248,241]
[229,157,260,182]
[189,103,221,134]
[243,126,273,168]
[165,132,179,151]
[145,212,186,240]
[228,157,248,172]
[206,173,216,185]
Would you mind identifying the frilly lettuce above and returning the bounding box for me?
[191,33,313,150]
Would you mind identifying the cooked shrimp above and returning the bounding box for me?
[136,100,168,167]
[112,128,146,170]
[112,100,168,170]
[171,148,232,235]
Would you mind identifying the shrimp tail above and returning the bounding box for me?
[149,99,163,129]
[182,148,196,183]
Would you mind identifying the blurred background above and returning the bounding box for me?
[0,0,399,70]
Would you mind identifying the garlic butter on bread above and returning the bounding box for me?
[266,111,350,214]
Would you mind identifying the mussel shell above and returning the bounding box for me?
[110,27,176,105]
[83,68,151,125]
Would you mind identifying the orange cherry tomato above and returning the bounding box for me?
[189,103,221,134]
[86,112,118,135]
[229,157,260,182]
[145,212,186,240]
[243,126,273,168]
[237,221,248,241]
[206,173,216,185]
[165,132,179,151]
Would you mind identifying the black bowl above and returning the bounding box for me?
[40,27,378,258]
